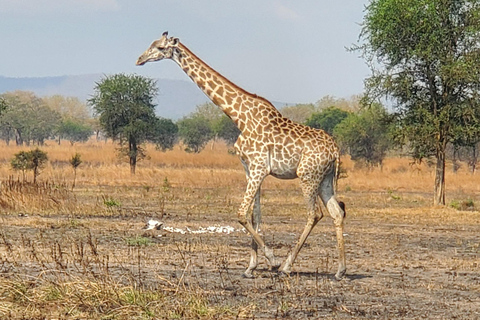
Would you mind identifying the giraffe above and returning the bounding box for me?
[136,32,347,279]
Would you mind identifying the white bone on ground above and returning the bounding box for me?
[145,219,163,230]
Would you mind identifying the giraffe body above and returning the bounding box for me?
[137,32,346,279]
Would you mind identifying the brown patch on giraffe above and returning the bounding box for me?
[212,96,226,106]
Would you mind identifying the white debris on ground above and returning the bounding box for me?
[144,219,244,235]
[144,219,164,230]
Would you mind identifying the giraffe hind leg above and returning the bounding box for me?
[319,172,346,280]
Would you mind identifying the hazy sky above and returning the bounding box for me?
[0,0,370,104]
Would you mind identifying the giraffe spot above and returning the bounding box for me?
[212,96,225,106]
[225,94,234,105]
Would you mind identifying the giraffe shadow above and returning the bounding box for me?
[250,269,372,281]
[284,271,372,282]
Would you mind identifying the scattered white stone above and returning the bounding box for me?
[162,224,243,235]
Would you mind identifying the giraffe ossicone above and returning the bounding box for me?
[136,31,347,280]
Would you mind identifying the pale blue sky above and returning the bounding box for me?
[0,0,369,104]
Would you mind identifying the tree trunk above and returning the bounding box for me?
[129,140,137,175]
[452,146,458,173]
[15,129,23,146]
[434,144,446,206]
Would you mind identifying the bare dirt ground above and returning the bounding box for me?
[1,183,479,319]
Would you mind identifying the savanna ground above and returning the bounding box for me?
[0,140,479,319]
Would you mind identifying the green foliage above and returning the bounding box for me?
[356,0,480,204]
[177,115,213,153]
[449,199,475,211]
[305,106,350,135]
[125,236,152,246]
[11,148,48,183]
[58,119,93,145]
[334,103,392,167]
[186,102,240,146]
[103,196,121,208]
[89,73,167,174]
[0,97,7,116]
[213,115,240,145]
[0,91,61,145]
[150,117,178,151]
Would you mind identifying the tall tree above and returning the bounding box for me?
[334,103,392,167]
[89,74,161,174]
[357,0,480,205]
[305,106,350,135]
[177,115,213,153]
[0,91,61,145]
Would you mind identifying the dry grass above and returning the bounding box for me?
[0,138,479,319]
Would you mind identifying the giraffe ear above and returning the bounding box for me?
[170,37,179,45]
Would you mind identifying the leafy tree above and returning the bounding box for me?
[305,106,350,135]
[0,97,7,116]
[89,74,162,175]
[315,95,360,112]
[42,95,90,121]
[356,0,480,205]
[177,116,213,153]
[214,115,240,146]
[334,103,392,167]
[280,103,315,124]
[58,119,93,145]
[11,148,48,183]
[150,117,178,151]
[185,102,239,147]
[0,91,61,145]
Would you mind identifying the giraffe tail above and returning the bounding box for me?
[333,155,346,218]
[333,155,340,194]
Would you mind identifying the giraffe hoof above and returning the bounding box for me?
[269,263,281,272]
[277,270,291,278]
[242,271,255,279]
[335,269,346,281]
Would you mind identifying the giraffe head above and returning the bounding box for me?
[136,31,179,66]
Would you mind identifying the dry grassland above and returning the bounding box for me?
[0,139,479,319]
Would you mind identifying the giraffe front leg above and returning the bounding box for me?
[243,189,260,278]
[238,180,278,278]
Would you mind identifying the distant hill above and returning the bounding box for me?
[0,74,292,120]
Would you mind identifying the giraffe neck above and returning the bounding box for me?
[171,43,282,132]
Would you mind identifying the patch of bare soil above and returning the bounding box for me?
[0,187,479,319]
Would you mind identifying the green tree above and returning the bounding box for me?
[214,115,240,146]
[0,91,61,146]
[0,97,7,116]
[177,116,213,153]
[89,74,161,175]
[58,119,93,145]
[305,106,350,135]
[356,0,480,205]
[334,103,392,167]
[184,102,239,147]
[11,148,48,183]
[150,117,178,151]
